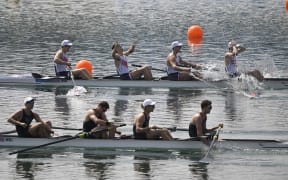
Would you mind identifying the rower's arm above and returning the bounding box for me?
[112,44,120,61]
[8,110,25,127]
[89,113,108,126]
[167,55,191,72]
[235,44,246,54]
[33,113,45,124]
[134,114,149,133]
[124,44,135,56]
[179,57,201,70]
[53,51,71,66]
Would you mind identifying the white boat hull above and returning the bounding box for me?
[0,135,287,151]
[0,74,287,89]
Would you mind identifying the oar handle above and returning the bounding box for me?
[52,127,83,131]
[131,64,166,72]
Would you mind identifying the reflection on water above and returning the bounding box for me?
[54,95,70,117]
[224,91,237,121]
[189,162,208,180]
[114,87,153,117]
[15,153,52,179]
[133,156,151,180]
[83,153,116,180]
[167,89,202,123]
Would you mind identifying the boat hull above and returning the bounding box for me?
[0,135,287,151]
[0,74,287,89]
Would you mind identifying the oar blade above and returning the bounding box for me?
[199,126,222,163]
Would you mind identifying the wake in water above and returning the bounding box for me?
[66,86,87,96]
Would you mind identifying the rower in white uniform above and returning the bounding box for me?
[224,40,264,81]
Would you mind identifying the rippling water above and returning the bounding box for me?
[1,0,288,179]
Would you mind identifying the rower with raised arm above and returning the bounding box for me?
[133,99,173,140]
[83,101,119,139]
[54,40,92,80]
[224,40,264,81]
[166,41,202,81]
[112,41,153,80]
[189,100,223,145]
[7,97,53,138]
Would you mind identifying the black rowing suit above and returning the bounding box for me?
[189,114,215,140]
[133,112,149,139]
[83,109,104,138]
[189,113,207,138]
[16,109,34,137]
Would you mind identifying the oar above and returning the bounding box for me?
[9,132,84,155]
[70,70,77,87]
[167,127,188,132]
[9,123,126,155]
[99,73,119,79]
[131,64,166,72]
[0,130,17,135]
[52,126,82,131]
[200,126,222,161]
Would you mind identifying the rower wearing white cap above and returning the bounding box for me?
[54,40,92,80]
[133,99,173,140]
[7,97,53,138]
[166,41,202,81]
[224,40,264,81]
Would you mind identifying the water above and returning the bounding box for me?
[1,0,288,179]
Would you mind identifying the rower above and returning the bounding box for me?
[224,40,264,82]
[53,40,92,80]
[133,99,173,140]
[189,100,223,145]
[166,41,202,81]
[112,41,153,80]
[83,101,120,139]
[7,97,54,138]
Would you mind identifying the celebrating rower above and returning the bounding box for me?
[224,40,264,81]
[83,101,119,139]
[54,40,92,80]
[112,41,153,80]
[133,99,173,140]
[7,97,53,138]
[166,41,202,81]
[189,100,223,144]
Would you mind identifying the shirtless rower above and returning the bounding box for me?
[8,97,53,138]
[189,100,223,145]
[133,99,173,140]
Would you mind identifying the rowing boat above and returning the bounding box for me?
[1,135,287,151]
[0,73,287,89]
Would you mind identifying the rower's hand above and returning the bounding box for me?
[21,122,28,128]
[218,123,224,128]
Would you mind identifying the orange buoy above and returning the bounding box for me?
[188,37,203,45]
[75,59,93,75]
[187,25,203,43]
[286,0,288,11]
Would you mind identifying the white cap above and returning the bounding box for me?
[142,99,156,107]
[61,40,73,47]
[228,40,236,48]
[171,41,183,49]
[24,97,35,104]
